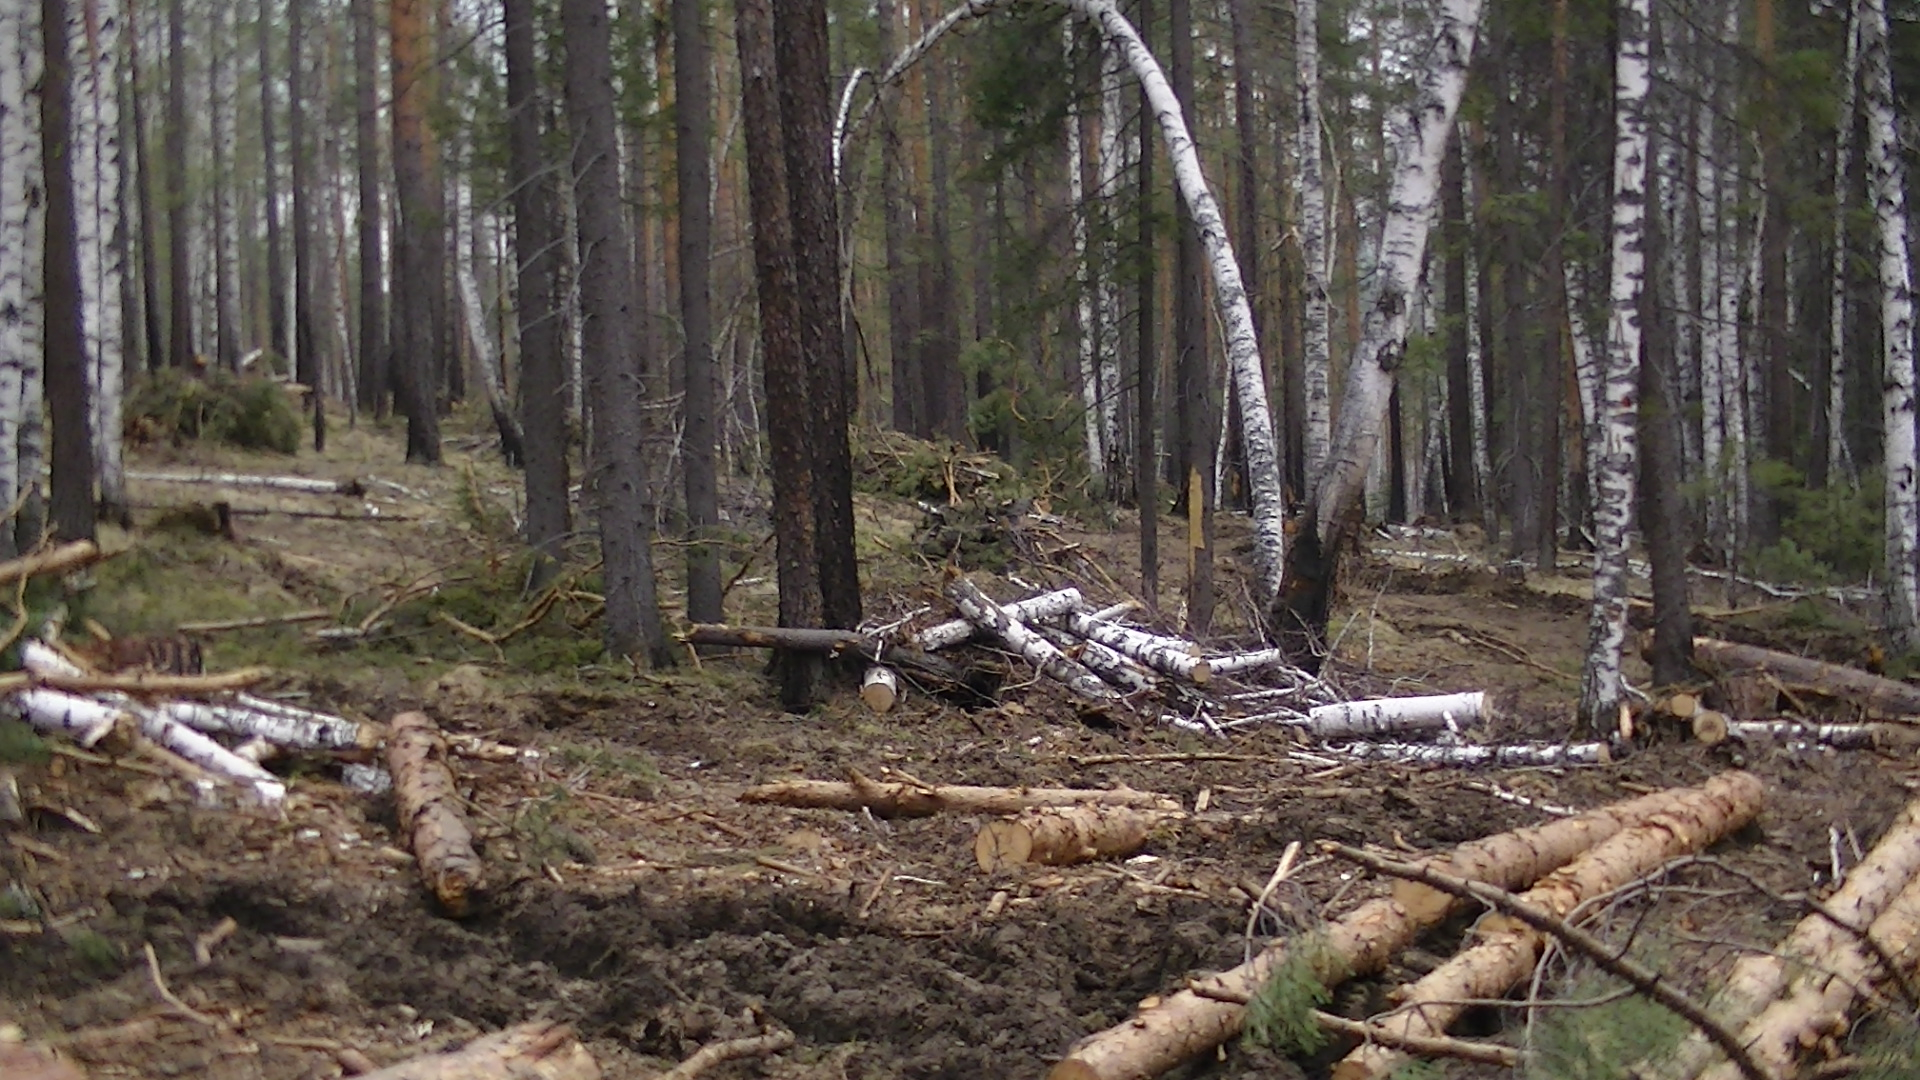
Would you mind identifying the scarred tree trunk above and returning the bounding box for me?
[676,0,721,624]
[1169,0,1210,631]
[1577,0,1651,732]
[1864,0,1919,648]
[44,0,93,541]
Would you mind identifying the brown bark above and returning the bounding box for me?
[390,0,443,462]
[43,0,92,543]
[675,0,721,625]
[1640,108,1696,686]
[1691,637,1920,717]
[1135,16,1157,606]
[353,0,387,416]
[259,0,287,363]
[357,1021,598,1080]
[975,805,1175,870]
[742,771,1180,818]
[1169,0,1210,631]
[876,0,921,436]
[386,711,485,917]
[164,0,192,369]
[289,0,321,451]
[1048,772,1761,1080]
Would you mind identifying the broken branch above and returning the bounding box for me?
[742,769,1179,818]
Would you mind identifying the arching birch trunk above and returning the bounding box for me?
[1579,0,1651,732]
[1828,0,1860,484]
[1297,0,1330,481]
[453,165,524,465]
[1864,0,1919,648]
[73,0,123,517]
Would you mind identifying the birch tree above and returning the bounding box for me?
[0,0,40,557]
[1863,0,1918,648]
[1579,0,1651,732]
[1297,0,1330,482]
[1827,0,1859,484]
[73,0,121,518]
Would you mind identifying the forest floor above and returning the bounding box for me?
[4,404,1920,1080]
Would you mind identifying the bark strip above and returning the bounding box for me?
[386,711,484,917]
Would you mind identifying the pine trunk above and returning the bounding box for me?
[290,0,324,450]
[876,0,922,437]
[390,0,442,462]
[163,0,189,368]
[1134,0,1156,606]
[208,1,238,369]
[125,5,160,376]
[353,0,386,416]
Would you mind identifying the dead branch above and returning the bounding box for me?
[16,667,273,696]
[355,1021,600,1080]
[176,609,333,633]
[386,712,485,917]
[657,1029,795,1080]
[142,942,221,1028]
[0,540,105,587]
[742,768,1179,818]
[683,624,987,695]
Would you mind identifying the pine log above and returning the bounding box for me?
[1329,741,1610,767]
[945,576,1119,702]
[1640,794,1920,1080]
[914,587,1084,650]
[1332,772,1767,1080]
[127,469,365,496]
[1699,871,1920,1080]
[0,540,104,587]
[355,1021,598,1080]
[1056,611,1211,684]
[975,805,1177,870]
[1692,637,1920,717]
[1692,709,1731,745]
[741,770,1179,818]
[1302,692,1488,740]
[860,666,899,712]
[1661,691,1700,718]
[682,624,984,693]
[1047,773,1759,1080]
[386,711,485,917]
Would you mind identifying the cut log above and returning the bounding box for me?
[861,666,899,712]
[1329,741,1611,767]
[0,540,105,587]
[741,769,1180,818]
[975,805,1177,870]
[1638,793,1920,1080]
[1722,718,1920,751]
[1330,772,1767,1080]
[355,1020,599,1080]
[1301,692,1488,740]
[914,587,1084,650]
[1692,637,1920,717]
[10,688,123,747]
[386,711,485,917]
[127,469,366,496]
[1692,709,1731,745]
[1056,610,1212,684]
[1660,691,1700,718]
[683,624,987,696]
[161,699,378,750]
[1204,647,1290,676]
[945,576,1119,702]
[1048,773,1760,1080]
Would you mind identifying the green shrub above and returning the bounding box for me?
[1747,460,1882,584]
[127,368,302,453]
[1243,935,1346,1056]
[1526,971,1686,1080]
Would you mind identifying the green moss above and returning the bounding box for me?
[0,719,49,765]
[65,930,121,970]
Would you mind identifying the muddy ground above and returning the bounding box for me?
[4,417,1920,1079]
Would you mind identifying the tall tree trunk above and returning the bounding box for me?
[562,0,673,666]
[1169,0,1210,631]
[921,45,965,444]
[1297,0,1330,481]
[43,0,92,540]
[453,169,522,464]
[1068,27,1101,484]
[124,0,159,375]
[675,0,721,624]
[504,0,568,589]
[1441,131,1476,519]
[1863,0,1919,649]
[74,0,122,519]
[1135,0,1156,606]
[1271,0,1481,657]
[5,0,45,551]
[1540,0,1570,570]
[390,0,441,462]
[162,0,188,368]
[208,0,238,370]
[1640,84,1694,689]
[876,0,922,436]
[1756,0,1791,510]
[258,0,285,363]
[736,0,822,707]
[1094,38,1127,486]
[1827,0,1860,485]
[289,0,323,451]
[353,0,386,417]
[775,0,860,632]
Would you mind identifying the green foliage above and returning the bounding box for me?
[959,339,1089,479]
[0,718,49,765]
[0,885,39,920]
[1748,461,1884,585]
[514,786,600,866]
[1526,972,1687,1080]
[1851,1015,1920,1080]
[1386,1063,1448,1080]
[1243,935,1344,1056]
[553,741,661,800]
[127,369,302,454]
[65,930,120,970]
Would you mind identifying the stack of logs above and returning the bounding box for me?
[1641,637,1920,754]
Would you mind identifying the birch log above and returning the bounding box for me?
[1301,692,1487,740]
[914,587,1083,650]
[1332,767,1765,1080]
[975,805,1176,870]
[1057,610,1211,683]
[355,1021,599,1080]
[1638,794,1920,1080]
[387,711,485,917]
[161,700,378,750]
[11,687,121,746]
[125,470,364,495]
[1723,718,1920,751]
[1330,741,1610,767]
[1036,624,1158,694]
[1049,773,1759,1080]
[945,576,1120,702]
[741,770,1180,817]
[860,666,899,712]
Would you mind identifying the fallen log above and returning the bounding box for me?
[1328,741,1610,767]
[127,469,365,496]
[355,1021,599,1080]
[945,576,1119,703]
[11,688,123,747]
[1719,718,1920,751]
[1638,794,1920,1080]
[682,624,987,696]
[742,769,1180,818]
[0,540,104,588]
[1035,625,1157,694]
[176,609,333,633]
[1330,771,1768,1080]
[1055,610,1211,684]
[386,711,484,917]
[1692,637,1920,717]
[1204,647,1291,677]
[160,699,379,750]
[975,805,1177,870]
[1047,773,1758,1080]
[1300,692,1488,740]
[914,587,1084,650]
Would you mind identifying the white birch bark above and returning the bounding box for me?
[1332,741,1611,767]
[915,586,1084,650]
[161,699,374,750]
[945,576,1120,702]
[75,0,124,511]
[11,687,121,746]
[1723,718,1891,750]
[1310,0,1483,545]
[1697,68,1728,554]
[1,0,44,538]
[1066,24,1104,482]
[1034,622,1157,694]
[210,0,240,367]
[1463,185,1494,538]
[1829,1,1861,482]
[1058,608,1210,683]
[453,169,518,449]
[1578,0,1651,732]
[1865,0,1920,647]
[1302,691,1487,740]
[1298,0,1331,480]
[1094,39,1126,483]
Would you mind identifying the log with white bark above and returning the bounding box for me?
[1049,773,1759,1080]
[860,666,899,712]
[129,703,287,805]
[356,1020,600,1080]
[1692,637,1920,716]
[1036,624,1158,694]
[913,587,1084,650]
[741,770,1180,817]
[1331,764,1765,1080]
[1328,741,1611,767]
[975,805,1178,870]
[1721,718,1920,751]
[1055,610,1211,684]
[0,540,103,587]
[683,624,987,695]
[10,687,122,747]
[1204,647,1292,676]
[126,469,364,496]
[1299,692,1488,740]
[387,711,485,917]
[1637,793,1920,1080]
[160,699,378,750]
[945,576,1120,703]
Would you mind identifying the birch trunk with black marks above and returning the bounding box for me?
[209,0,240,370]
[1297,0,1330,480]
[72,0,122,518]
[946,575,1120,703]
[1827,0,1860,484]
[0,0,40,558]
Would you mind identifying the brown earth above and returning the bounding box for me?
[4,413,1919,1079]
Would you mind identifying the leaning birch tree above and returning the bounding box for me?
[1863,0,1919,648]
[1578,0,1651,733]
